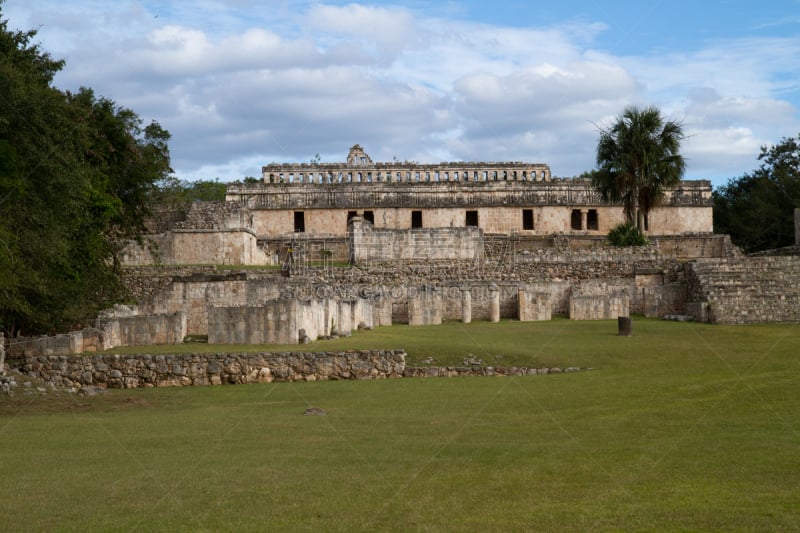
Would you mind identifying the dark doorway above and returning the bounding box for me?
[294,211,305,233]
[587,209,599,230]
[411,210,423,228]
[465,210,479,227]
[522,209,534,230]
[363,210,375,225]
[570,209,582,230]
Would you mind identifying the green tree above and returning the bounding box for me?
[713,135,800,252]
[0,4,172,335]
[593,106,686,231]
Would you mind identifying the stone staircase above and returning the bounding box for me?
[686,257,800,324]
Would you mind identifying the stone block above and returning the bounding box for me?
[518,288,551,321]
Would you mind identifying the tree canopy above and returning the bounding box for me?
[0,5,172,336]
[592,106,686,231]
[713,135,800,253]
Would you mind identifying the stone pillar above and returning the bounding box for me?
[348,216,364,264]
[795,208,799,245]
[337,300,353,337]
[461,289,472,324]
[489,286,500,323]
[376,296,393,326]
[580,210,587,231]
[408,287,442,326]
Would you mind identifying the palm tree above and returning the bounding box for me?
[592,106,686,231]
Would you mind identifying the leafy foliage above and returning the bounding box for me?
[0,5,172,335]
[593,106,685,230]
[607,222,648,246]
[150,176,227,206]
[713,135,800,253]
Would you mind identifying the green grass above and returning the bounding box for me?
[2,318,799,531]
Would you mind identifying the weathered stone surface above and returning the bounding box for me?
[402,366,584,377]
[686,256,800,324]
[17,350,406,389]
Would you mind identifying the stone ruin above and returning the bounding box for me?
[4,145,799,365]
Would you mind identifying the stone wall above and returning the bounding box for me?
[15,350,407,389]
[227,177,712,238]
[6,310,188,360]
[121,252,688,335]
[207,296,373,344]
[6,328,107,360]
[569,281,630,320]
[98,310,187,349]
[120,229,268,266]
[349,217,483,263]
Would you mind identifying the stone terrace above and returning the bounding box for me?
[687,257,800,324]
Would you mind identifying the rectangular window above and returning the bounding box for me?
[294,211,305,233]
[587,209,599,230]
[465,210,479,227]
[363,211,375,225]
[411,210,423,228]
[522,209,534,230]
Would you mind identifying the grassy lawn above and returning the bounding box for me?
[2,318,799,531]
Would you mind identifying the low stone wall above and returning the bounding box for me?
[15,350,407,389]
[403,366,584,377]
[569,281,630,320]
[207,296,374,344]
[6,328,106,359]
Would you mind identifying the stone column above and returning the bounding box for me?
[580,210,587,231]
[489,286,500,323]
[461,289,472,324]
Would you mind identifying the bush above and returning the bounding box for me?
[607,222,648,246]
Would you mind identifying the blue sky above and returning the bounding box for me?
[3,0,800,187]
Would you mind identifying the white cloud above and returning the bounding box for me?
[307,3,417,64]
[3,0,799,185]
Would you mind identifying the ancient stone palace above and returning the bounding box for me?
[225,144,712,239]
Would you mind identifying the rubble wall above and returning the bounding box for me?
[15,350,407,388]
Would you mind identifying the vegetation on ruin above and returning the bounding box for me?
[2,318,799,531]
[606,221,649,247]
[593,106,686,232]
[713,134,800,252]
[0,6,172,337]
[149,176,228,206]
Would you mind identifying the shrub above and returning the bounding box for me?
[607,222,648,246]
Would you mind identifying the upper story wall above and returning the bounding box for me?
[226,179,712,211]
[228,145,711,213]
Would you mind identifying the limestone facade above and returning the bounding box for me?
[229,144,712,239]
[120,144,712,267]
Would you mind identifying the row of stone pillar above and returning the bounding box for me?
[460,288,500,323]
[402,285,554,325]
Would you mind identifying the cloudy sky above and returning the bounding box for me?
[4,0,800,186]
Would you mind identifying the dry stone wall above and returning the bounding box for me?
[16,350,407,388]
